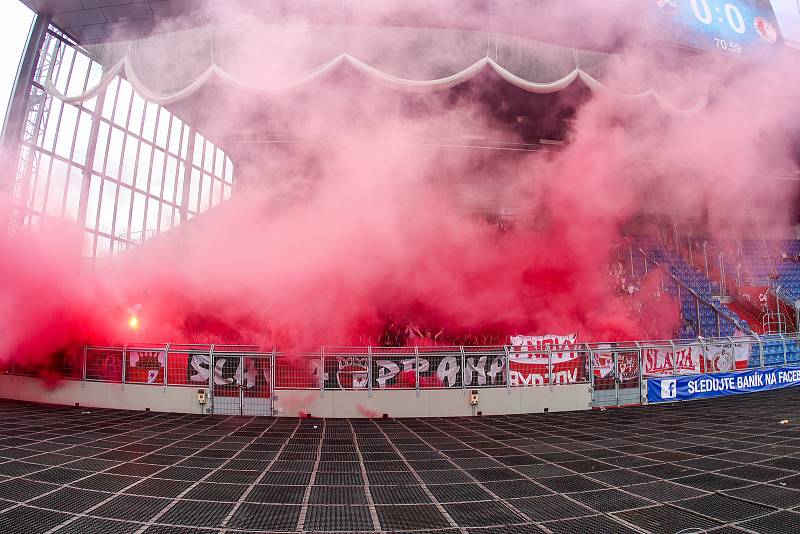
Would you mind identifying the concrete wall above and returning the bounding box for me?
[0,374,592,417]
[0,374,207,414]
[274,384,592,418]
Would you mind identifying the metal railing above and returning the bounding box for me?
[4,333,800,392]
[635,247,751,336]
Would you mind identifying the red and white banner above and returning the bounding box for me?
[643,337,751,377]
[591,346,640,382]
[642,344,702,377]
[701,334,751,372]
[508,334,584,385]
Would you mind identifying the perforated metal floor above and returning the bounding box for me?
[0,389,799,533]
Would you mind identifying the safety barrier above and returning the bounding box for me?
[2,333,800,415]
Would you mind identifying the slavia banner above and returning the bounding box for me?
[648,366,800,403]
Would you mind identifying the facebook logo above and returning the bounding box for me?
[661,379,677,400]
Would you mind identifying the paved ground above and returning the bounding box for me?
[0,390,799,533]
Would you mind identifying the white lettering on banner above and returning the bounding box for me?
[437,356,460,388]
[190,355,258,387]
[650,366,800,403]
[464,356,506,386]
[464,356,487,386]
[190,355,226,385]
[376,360,399,388]
[778,370,800,383]
[401,358,429,374]
[508,334,582,385]
[643,346,701,376]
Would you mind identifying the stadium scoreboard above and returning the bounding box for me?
[646,0,782,56]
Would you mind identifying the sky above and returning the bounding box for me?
[0,1,33,135]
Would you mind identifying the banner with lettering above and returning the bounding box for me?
[508,334,585,385]
[648,366,800,403]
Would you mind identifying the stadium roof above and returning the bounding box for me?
[19,0,634,48]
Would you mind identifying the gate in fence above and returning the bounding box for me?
[591,346,642,408]
[208,350,273,416]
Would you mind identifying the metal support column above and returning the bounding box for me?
[634,341,643,404]
[270,347,276,405]
[697,337,706,374]
[415,346,420,397]
[669,340,678,377]
[76,90,106,229]
[460,346,466,396]
[162,343,170,388]
[208,345,215,414]
[319,346,325,398]
[503,345,511,394]
[613,351,620,406]
[367,346,373,398]
[695,295,702,337]
[780,334,787,366]
[179,127,196,223]
[752,334,764,369]
[121,346,127,385]
[1,13,50,186]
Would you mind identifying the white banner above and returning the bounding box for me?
[508,334,583,385]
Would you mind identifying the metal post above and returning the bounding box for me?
[415,346,420,397]
[270,347,276,407]
[752,334,764,369]
[697,337,706,374]
[1,13,50,187]
[669,340,677,377]
[635,341,643,404]
[503,345,511,394]
[121,346,127,385]
[695,295,702,337]
[795,301,800,335]
[208,345,215,414]
[76,89,106,229]
[688,231,693,266]
[719,252,726,298]
[82,346,87,383]
[548,346,553,386]
[179,127,196,223]
[613,351,620,406]
[367,346,373,398]
[716,310,721,338]
[163,343,170,387]
[459,346,466,396]
[586,343,594,391]
[780,334,787,366]
[703,242,709,279]
[320,346,325,398]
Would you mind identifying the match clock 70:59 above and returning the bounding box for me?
[651,0,780,55]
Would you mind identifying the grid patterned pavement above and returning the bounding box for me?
[0,390,798,533]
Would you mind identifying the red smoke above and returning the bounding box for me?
[1,2,799,374]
